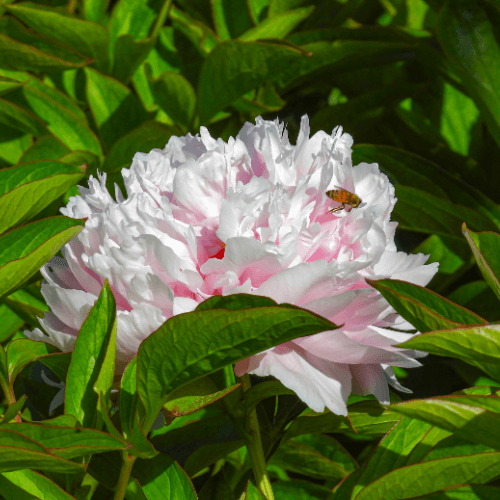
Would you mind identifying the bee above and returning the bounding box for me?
[326,187,362,213]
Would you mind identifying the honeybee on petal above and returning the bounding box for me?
[326,187,362,213]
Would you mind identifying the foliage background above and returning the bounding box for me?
[1,0,500,498]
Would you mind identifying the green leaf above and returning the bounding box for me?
[0,160,86,235]
[0,469,77,499]
[462,224,500,302]
[111,34,156,85]
[5,84,102,156]
[354,451,500,500]
[38,352,72,382]
[83,0,108,24]
[398,324,500,367]
[347,401,403,437]
[0,429,85,473]
[272,480,331,500]
[6,2,110,74]
[198,39,305,123]
[169,6,219,56]
[65,281,116,428]
[102,121,172,174]
[271,434,357,481]
[0,216,84,299]
[7,338,59,383]
[0,305,23,343]
[132,453,197,500]
[148,71,196,132]
[352,145,500,231]
[367,279,486,332]
[198,468,236,500]
[351,417,433,499]
[282,410,351,442]
[0,76,25,97]
[164,376,240,416]
[0,395,26,423]
[409,485,500,500]
[184,440,244,478]
[390,394,500,452]
[239,6,314,41]
[245,481,266,500]
[0,98,48,137]
[0,18,88,72]
[137,293,340,431]
[447,281,500,323]
[85,67,149,152]
[210,0,231,40]
[437,2,500,149]
[0,422,127,459]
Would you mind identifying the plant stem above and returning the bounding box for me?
[150,0,173,39]
[113,452,137,500]
[240,374,275,500]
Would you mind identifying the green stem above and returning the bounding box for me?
[113,452,137,500]
[150,0,173,39]
[240,374,275,500]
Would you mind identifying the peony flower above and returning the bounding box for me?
[26,116,438,416]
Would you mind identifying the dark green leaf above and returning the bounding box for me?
[111,35,156,85]
[0,216,84,298]
[18,136,71,164]
[7,2,110,74]
[148,71,196,132]
[137,294,340,431]
[184,440,244,477]
[0,76,25,97]
[367,279,486,332]
[272,480,331,500]
[0,304,23,343]
[198,39,305,123]
[463,224,500,301]
[0,98,48,137]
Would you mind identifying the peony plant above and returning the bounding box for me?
[26,116,438,416]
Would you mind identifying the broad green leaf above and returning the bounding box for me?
[0,347,9,404]
[351,417,433,499]
[272,480,331,500]
[197,468,236,500]
[0,469,76,500]
[393,186,493,237]
[102,120,172,174]
[0,18,88,72]
[0,160,85,235]
[398,324,500,367]
[347,401,403,437]
[271,434,357,481]
[328,466,366,500]
[437,2,500,149]
[184,440,244,477]
[65,281,116,428]
[198,39,305,123]
[164,376,240,416]
[463,225,500,302]
[148,71,196,132]
[0,127,31,165]
[0,216,84,298]
[0,422,127,459]
[0,430,85,473]
[405,426,453,466]
[245,481,266,500]
[422,434,495,462]
[0,76,24,97]
[0,99,48,137]
[108,0,163,52]
[240,6,314,41]
[447,281,500,323]
[0,394,26,423]
[5,85,101,156]
[354,451,500,500]
[85,68,149,152]
[169,5,219,55]
[7,338,59,382]
[440,81,480,156]
[137,293,341,431]
[132,453,197,500]
[367,279,486,333]
[352,145,500,230]
[282,410,351,442]
[0,305,23,343]
[111,34,156,85]
[83,0,108,24]
[410,485,500,500]
[390,395,500,452]
[210,0,231,40]
[7,2,110,74]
